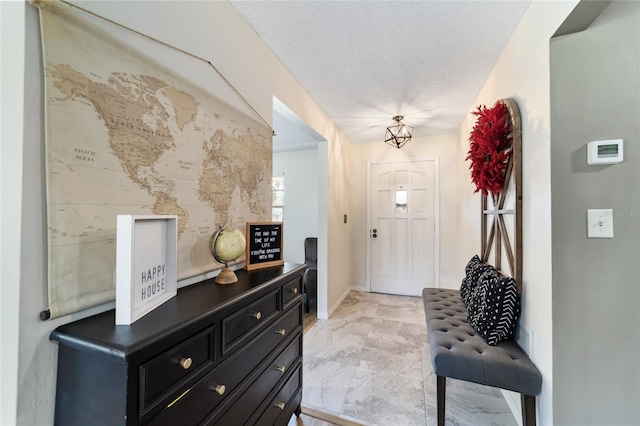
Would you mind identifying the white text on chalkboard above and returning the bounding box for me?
[250,247,281,260]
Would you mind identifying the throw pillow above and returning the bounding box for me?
[459,276,472,306]
[460,255,493,307]
[467,270,520,346]
[466,267,496,322]
[464,254,483,276]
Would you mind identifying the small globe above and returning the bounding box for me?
[211,226,246,264]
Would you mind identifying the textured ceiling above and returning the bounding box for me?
[231,0,531,146]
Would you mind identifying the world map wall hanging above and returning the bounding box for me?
[37,2,272,318]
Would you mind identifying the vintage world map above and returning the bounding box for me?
[39,3,272,317]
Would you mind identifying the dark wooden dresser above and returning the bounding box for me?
[50,263,306,426]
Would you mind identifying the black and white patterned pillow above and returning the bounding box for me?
[467,268,495,321]
[459,276,472,306]
[467,270,520,346]
[460,255,494,307]
[464,254,483,276]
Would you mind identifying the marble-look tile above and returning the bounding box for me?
[302,320,325,343]
[358,318,426,377]
[345,291,384,303]
[358,342,424,378]
[367,317,427,344]
[446,386,517,426]
[373,293,422,308]
[303,291,517,426]
[376,303,423,323]
[304,325,366,366]
[311,314,374,338]
[376,294,425,323]
[302,355,357,413]
[341,366,426,426]
[332,296,380,320]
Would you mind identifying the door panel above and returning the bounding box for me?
[378,218,391,278]
[370,161,436,296]
[396,218,408,279]
[412,218,426,281]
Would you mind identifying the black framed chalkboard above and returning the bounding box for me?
[244,222,284,271]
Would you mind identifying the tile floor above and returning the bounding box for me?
[301,291,518,426]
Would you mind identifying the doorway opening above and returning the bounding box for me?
[272,97,328,322]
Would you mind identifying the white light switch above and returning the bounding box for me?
[587,209,614,238]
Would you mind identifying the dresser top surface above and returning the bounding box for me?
[50,263,305,359]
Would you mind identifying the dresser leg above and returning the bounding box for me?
[295,404,301,417]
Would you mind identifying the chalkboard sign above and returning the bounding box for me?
[245,222,284,271]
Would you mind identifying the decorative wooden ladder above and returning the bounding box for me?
[480,98,523,292]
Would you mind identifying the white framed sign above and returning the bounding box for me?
[116,215,178,325]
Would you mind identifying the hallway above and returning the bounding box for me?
[301,291,516,425]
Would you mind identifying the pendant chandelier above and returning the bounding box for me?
[385,115,413,149]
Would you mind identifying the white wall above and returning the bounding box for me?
[273,149,319,265]
[350,134,459,292]
[317,141,330,318]
[455,1,579,424]
[325,129,353,315]
[9,2,351,424]
[1,2,25,424]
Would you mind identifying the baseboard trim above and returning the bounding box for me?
[324,285,352,319]
[501,389,522,426]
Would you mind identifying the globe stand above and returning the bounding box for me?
[210,225,246,286]
[215,264,238,285]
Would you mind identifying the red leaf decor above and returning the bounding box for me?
[466,102,512,195]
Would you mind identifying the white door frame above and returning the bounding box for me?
[366,157,440,292]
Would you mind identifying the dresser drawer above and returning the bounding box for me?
[147,307,301,425]
[282,276,302,307]
[255,366,302,426]
[218,305,301,392]
[145,362,228,426]
[212,334,301,425]
[222,288,279,353]
[139,326,215,415]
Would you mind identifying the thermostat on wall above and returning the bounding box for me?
[587,139,623,165]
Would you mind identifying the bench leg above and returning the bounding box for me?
[521,394,536,426]
[437,375,446,426]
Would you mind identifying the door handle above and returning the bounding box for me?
[371,228,377,238]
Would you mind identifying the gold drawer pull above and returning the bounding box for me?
[289,287,298,294]
[212,384,226,396]
[275,328,286,336]
[275,365,285,373]
[179,357,192,370]
[251,312,262,320]
[275,402,285,410]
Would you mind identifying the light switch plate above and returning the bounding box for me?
[587,209,613,238]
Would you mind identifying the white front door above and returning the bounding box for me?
[369,160,437,296]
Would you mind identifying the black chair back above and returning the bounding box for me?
[304,237,317,270]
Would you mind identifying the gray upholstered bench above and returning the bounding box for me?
[423,287,542,426]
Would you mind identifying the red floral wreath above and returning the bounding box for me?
[466,102,512,195]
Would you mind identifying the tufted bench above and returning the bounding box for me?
[423,287,542,426]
